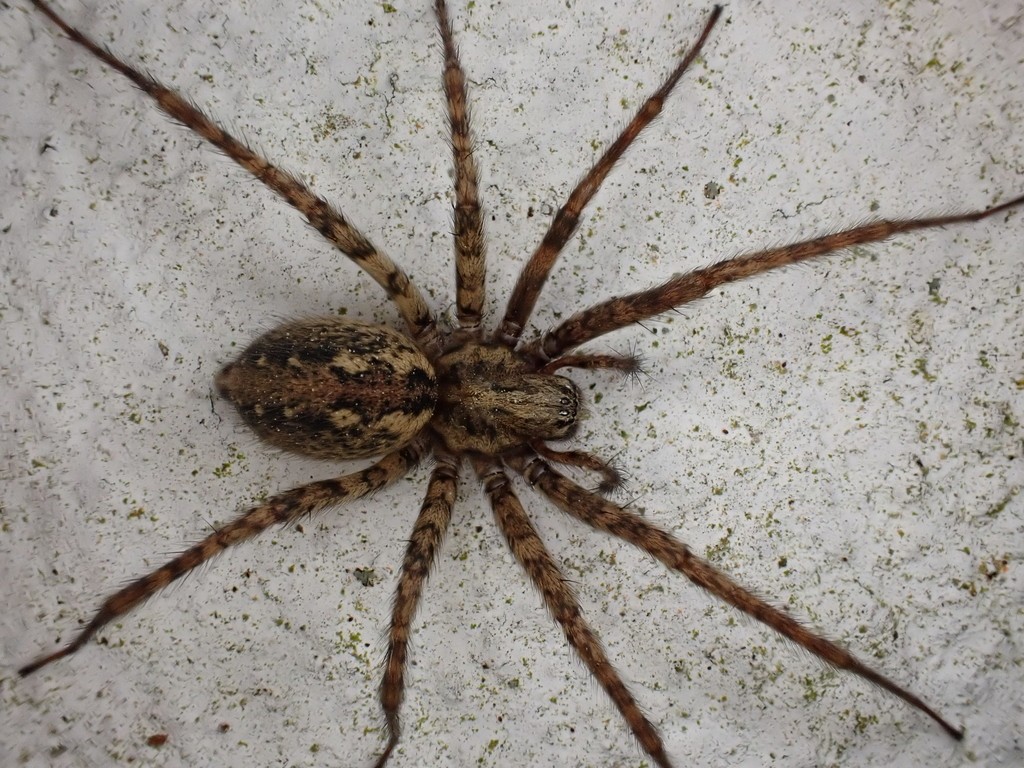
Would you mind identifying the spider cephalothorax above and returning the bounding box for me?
[431,341,583,454]
[18,1,1023,767]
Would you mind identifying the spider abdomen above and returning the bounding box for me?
[215,318,437,459]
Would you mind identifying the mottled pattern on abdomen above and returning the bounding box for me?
[216,319,437,459]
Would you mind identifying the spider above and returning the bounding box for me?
[13,0,1023,765]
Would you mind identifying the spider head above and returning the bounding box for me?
[430,341,581,455]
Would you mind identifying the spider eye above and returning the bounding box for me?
[529,376,580,439]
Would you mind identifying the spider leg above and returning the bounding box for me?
[473,457,673,768]
[531,442,624,494]
[19,440,426,677]
[511,454,965,741]
[530,194,1024,360]
[495,6,723,345]
[375,450,459,768]
[30,0,438,348]
[435,0,487,336]
[538,352,642,377]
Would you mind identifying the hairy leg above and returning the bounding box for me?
[30,0,438,346]
[375,450,459,768]
[530,443,624,494]
[435,0,487,335]
[530,195,1024,360]
[473,457,672,768]
[494,6,723,345]
[538,352,641,377]
[20,440,426,676]
[511,454,964,740]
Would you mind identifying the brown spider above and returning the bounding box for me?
[13,0,1023,765]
